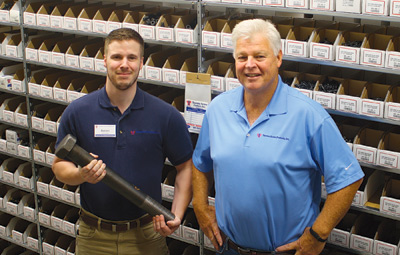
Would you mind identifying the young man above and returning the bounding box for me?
[192,19,364,255]
[52,28,193,255]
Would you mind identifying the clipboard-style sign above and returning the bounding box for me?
[184,73,211,133]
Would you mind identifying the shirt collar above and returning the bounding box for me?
[230,75,288,116]
[98,86,145,111]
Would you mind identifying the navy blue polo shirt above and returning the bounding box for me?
[56,87,193,220]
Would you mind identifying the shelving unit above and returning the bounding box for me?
[0,0,399,254]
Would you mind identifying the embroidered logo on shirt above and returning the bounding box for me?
[130,130,159,135]
[257,133,290,141]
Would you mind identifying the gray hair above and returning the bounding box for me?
[232,19,281,57]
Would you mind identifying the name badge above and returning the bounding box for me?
[94,125,116,137]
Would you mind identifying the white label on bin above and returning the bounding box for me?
[51,216,63,230]
[80,57,94,70]
[37,14,50,27]
[312,0,331,9]
[68,91,81,102]
[387,104,400,119]
[265,0,284,4]
[44,121,56,133]
[39,212,50,225]
[202,32,218,47]
[381,197,400,215]
[338,47,357,63]
[362,50,383,66]
[12,230,23,243]
[0,11,9,22]
[79,18,92,32]
[6,45,17,57]
[330,229,349,246]
[243,0,263,4]
[41,86,53,98]
[163,70,178,83]
[286,41,305,56]
[95,59,107,73]
[50,186,62,199]
[28,237,39,250]
[182,226,199,243]
[24,206,35,220]
[34,150,45,162]
[352,236,373,252]
[93,20,107,34]
[39,51,51,63]
[3,171,14,183]
[20,176,31,189]
[176,30,193,44]
[338,98,358,113]
[315,94,334,108]
[392,1,400,14]
[108,22,121,33]
[18,145,30,158]
[139,25,155,40]
[6,202,18,214]
[51,16,63,28]
[12,80,22,91]
[62,191,75,203]
[311,44,331,59]
[26,48,38,61]
[0,226,5,236]
[29,83,41,95]
[375,242,396,255]
[352,191,363,205]
[158,28,173,41]
[146,67,161,81]
[211,76,224,91]
[378,152,398,168]
[3,111,14,123]
[53,88,66,102]
[42,243,54,255]
[15,114,28,127]
[361,101,381,116]
[386,52,400,69]
[64,221,76,235]
[365,0,385,14]
[163,185,175,200]
[64,17,77,30]
[287,0,307,7]
[221,34,233,48]
[37,182,49,195]
[355,148,375,164]
[19,176,31,190]
[24,13,36,25]
[52,53,65,65]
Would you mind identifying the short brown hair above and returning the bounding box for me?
[104,28,144,57]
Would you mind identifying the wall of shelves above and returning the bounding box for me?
[0,0,399,254]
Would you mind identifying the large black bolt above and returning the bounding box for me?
[55,134,175,222]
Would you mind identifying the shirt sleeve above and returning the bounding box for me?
[310,117,364,194]
[192,113,213,172]
[163,108,193,166]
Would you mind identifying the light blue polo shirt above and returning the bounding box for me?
[193,77,364,251]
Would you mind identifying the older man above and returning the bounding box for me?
[192,19,364,255]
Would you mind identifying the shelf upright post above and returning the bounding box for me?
[19,0,44,253]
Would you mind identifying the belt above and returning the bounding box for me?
[80,210,153,232]
[222,232,295,255]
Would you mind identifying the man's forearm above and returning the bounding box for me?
[52,156,85,186]
[171,159,193,220]
[192,164,213,210]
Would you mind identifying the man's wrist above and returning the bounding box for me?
[309,226,328,242]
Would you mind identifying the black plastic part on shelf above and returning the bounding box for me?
[55,134,175,222]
